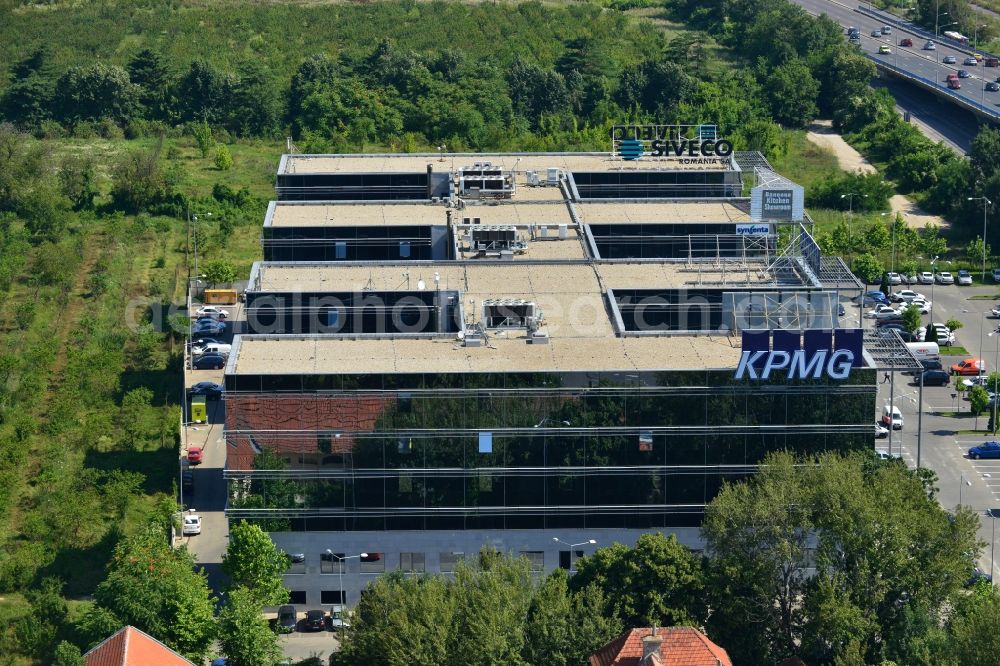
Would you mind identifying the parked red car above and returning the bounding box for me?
[951,358,985,376]
[187,446,203,465]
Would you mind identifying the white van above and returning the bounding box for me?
[881,404,903,430]
[194,343,231,357]
[905,341,940,362]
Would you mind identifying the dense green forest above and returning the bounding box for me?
[1,0,1000,664]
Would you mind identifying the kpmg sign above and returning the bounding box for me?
[611,124,733,163]
[734,329,863,380]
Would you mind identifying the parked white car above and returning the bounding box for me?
[891,289,925,303]
[865,305,902,320]
[875,422,889,439]
[936,272,954,284]
[897,298,931,314]
[991,304,1000,318]
[918,272,935,284]
[182,511,202,536]
[917,323,956,346]
[957,270,973,285]
[195,306,229,319]
[886,272,903,285]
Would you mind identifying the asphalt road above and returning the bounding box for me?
[792,0,998,150]
[870,275,1000,577]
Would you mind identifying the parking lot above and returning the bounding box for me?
[869,275,1000,577]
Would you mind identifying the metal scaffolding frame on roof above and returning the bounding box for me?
[864,329,924,371]
[819,256,864,291]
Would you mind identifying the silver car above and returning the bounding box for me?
[957,270,973,285]
[936,271,954,284]
[944,55,957,64]
[918,271,935,284]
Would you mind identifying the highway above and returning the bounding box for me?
[792,0,999,149]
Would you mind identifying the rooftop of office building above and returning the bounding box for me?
[263,200,753,228]
[277,152,739,176]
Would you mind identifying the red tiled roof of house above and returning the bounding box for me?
[589,626,733,666]
[83,626,194,666]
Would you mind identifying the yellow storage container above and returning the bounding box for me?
[204,289,238,305]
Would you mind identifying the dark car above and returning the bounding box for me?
[277,605,297,633]
[858,290,890,306]
[838,303,846,317]
[193,353,226,370]
[919,369,951,386]
[968,441,1000,459]
[987,82,1000,92]
[189,381,223,399]
[304,609,326,632]
[905,358,943,375]
[193,323,226,337]
[182,469,194,492]
[958,69,971,78]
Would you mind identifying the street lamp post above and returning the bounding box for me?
[929,256,939,323]
[326,551,367,643]
[968,197,994,284]
[841,193,867,256]
[974,24,987,52]
[552,538,597,571]
[935,7,948,37]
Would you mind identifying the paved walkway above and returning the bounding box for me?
[806,120,949,229]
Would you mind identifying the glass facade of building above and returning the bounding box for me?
[224,368,875,532]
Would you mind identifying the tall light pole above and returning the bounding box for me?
[929,255,939,323]
[552,537,597,571]
[841,193,866,256]
[326,550,367,644]
[974,24,987,52]
[935,7,947,37]
[968,197,994,284]
[191,212,212,281]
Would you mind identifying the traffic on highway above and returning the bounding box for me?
[793,0,1000,119]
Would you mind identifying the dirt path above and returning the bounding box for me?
[806,120,948,229]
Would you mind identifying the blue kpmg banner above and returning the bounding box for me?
[734,329,863,380]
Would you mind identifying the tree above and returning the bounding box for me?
[902,304,922,334]
[341,571,455,666]
[879,272,891,297]
[948,584,1000,664]
[523,571,620,666]
[702,451,812,663]
[969,125,1000,182]
[127,49,172,120]
[202,259,237,286]
[110,149,169,214]
[218,586,282,666]
[863,222,891,253]
[94,523,216,661]
[446,550,534,666]
[193,122,214,158]
[570,533,706,628]
[59,154,98,211]
[946,318,964,333]
[52,642,85,666]
[967,236,991,270]
[763,58,819,128]
[120,387,153,450]
[853,253,884,284]
[970,385,990,416]
[222,522,289,606]
[215,144,234,171]
[56,64,141,126]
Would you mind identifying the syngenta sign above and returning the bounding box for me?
[734,329,863,381]
[734,349,854,380]
[612,125,733,162]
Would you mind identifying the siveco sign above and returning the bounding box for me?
[734,348,854,380]
[734,329,863,381]
[611,124,733,162]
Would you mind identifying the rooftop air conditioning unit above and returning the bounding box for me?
[546,168,560,185]
[526,170,540,186]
